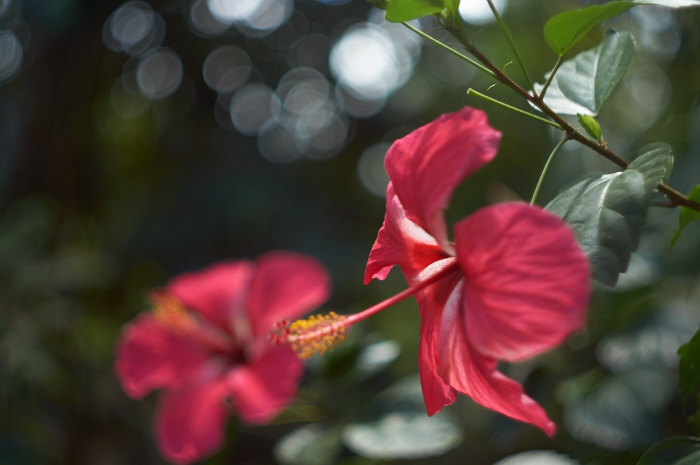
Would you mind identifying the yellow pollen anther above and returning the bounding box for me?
[151,292,194,333]
[285,312,348,359]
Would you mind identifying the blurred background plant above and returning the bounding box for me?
[1,0,700,463]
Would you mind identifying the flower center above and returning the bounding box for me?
[150,292,238,357]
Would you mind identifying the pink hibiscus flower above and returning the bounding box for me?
[114,251,331,464]
[364,107,590,435]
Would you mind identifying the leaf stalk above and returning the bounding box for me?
[539,55,564,100]
[485,0,535,93]
[531,134,573,206]
[400,22,496,79]
[467,89,562,129]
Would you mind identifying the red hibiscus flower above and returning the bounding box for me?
[114,251,331,464]
[363,107,590,435]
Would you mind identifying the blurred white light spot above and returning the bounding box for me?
[242,0,292,34]
[189,0,229,36]
[136,48,183,99]
[330,23,414,101]
[230,83,280,135]
[299,115,348,160]
[0,30,22,82]
[274,67,347,159]
[203,45,252,93]
[206,0,293,36]
[459,0,507,26]
[358,143,390,197]
[207,0,263,22]
[103,2,165,55]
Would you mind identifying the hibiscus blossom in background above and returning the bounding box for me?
[114,251,331,464]
[364,107,590,435]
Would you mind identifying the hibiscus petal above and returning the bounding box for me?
[414,265,461,415]
[455,203,590,362]
[246,251,331,338]
[365,184,449,284]
[226,344,304,425]
[385,107,500,250]
[436,282,556,436]
[113,313,211,399]
[167,261,255,333]
[154,378,230,465]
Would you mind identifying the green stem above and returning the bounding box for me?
[485,0,534,93]
[539,55,564,100]
[467,88,562,129]
[531,135,572,206]
[401,22,496,79]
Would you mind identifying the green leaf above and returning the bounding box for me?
[493,451,578,465]
[669,185,700,249]
[274,424,342,465]
[578,114,602,141]
[534,30,635,116]
[385,0,454,22]
[544,2,634,56]
[679,326,700,405]
[637,437,700,465]
[342,411,463,460]
[545,143,673,287]
[563,369,674,450]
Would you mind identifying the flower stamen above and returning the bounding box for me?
[151,292,195,333]
[270,312,348,359]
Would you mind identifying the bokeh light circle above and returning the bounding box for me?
[459,0,508,26]
[357,142,391,197]
[203,45,252,93]
[206,0,293,36]
[330,24,402,101]
[206,0,263,23]
[103,1,165,56]
[230,83,281,135]
[136,48,183,99]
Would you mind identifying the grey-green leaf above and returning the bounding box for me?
[637,437,700,465]
[341,411,463,460]
[493,450,579,465]
[578,114,602,141]
[544,2,634,56]
[534,30,635,116]
[545,143,673,287]
[274,424,342,465]
[563,369,674,450]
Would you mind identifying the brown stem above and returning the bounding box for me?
[447,19,700,212]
